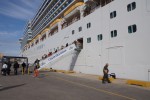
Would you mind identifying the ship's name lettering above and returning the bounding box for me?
[48,49,67,61]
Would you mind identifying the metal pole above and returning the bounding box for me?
[148,69,150,81]
[26,57,29,75]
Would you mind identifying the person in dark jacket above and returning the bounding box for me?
[21,62,26,74]
[102,63,111,84]
[7,61,11,75]
[13,61,19,75]
[34,59,40,70]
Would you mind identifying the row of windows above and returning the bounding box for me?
[87,24,137,43]
[33,0,73,37]
[33,0,60,26]
[87,34,103,43]
[33,0,66,33]
[25,23,137,51]
[72,23,91,34]
[110,2,136,19]
[24,22,91,51]
[33,1,137,37]
[24,1,137,49]
[32,1,137,43]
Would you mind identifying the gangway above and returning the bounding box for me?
[38,43,82,71]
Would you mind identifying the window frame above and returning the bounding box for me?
[87,37,91,43]
[87,22,91,29]
[72,30,75,35]
[110,30,117,38]
[127,2,136,12]
[110,11,117,19]
[79,26,82,32]
[97,34,103,41]
[128,24,137,33]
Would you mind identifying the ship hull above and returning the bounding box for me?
[22,0,150,81]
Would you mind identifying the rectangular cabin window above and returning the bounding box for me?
[114,30,117,37]
[133,24,137,33]
[79,27,82,32]
[132,2,136,10]
[111,30,117,38]
[110,12,113,18]
[111,31,114,37]
[127,4,131,12]
[97,34,103,41]
[87,23,91,29]
[87,37,91,43]
[72,30,75,35]
[128,24,137,33]
[110,11,117,19]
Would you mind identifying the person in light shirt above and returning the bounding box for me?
[2,62,8,76]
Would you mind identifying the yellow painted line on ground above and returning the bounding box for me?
[51,76,136,100]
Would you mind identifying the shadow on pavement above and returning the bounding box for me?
[0,83,26,92]
[37,74,48,78]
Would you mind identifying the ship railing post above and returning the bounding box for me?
[79,4,85,19]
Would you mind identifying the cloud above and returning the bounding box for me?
[3,50,21,56]
[0,31,20,36]
[20,0,43,9]
[0,44,20,56]
[0,31,8,35]
[0,31,21,48]
[0,0,43,20]
[0,0,44,56]
[0,42,19,47]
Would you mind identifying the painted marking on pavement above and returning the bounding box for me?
[51,76,136,100]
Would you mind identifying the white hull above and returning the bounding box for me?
[21,0,150,81]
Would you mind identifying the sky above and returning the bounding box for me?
[0,0,43,56]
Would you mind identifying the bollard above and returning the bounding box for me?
[22,67,24,75]
[28,67,30,75]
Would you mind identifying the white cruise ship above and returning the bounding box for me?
[19,0,150,81]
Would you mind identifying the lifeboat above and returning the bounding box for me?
[50,19,62,29]
[63,2,84,19]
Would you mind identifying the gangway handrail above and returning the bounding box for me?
[38,44,77,70]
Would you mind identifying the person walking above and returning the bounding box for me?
[2,62,8,76]
[13,61,19,75]
[102,63,111,84]
[33,59,40,77]
[7,61,11,75]
[21,62,26,74]
[34,59,40,69]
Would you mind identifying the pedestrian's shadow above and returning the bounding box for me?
[37,74,48,78]
[0,83,26,91]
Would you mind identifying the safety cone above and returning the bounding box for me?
[34,69,39,77]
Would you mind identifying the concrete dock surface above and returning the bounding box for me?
[0,63,150,100]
